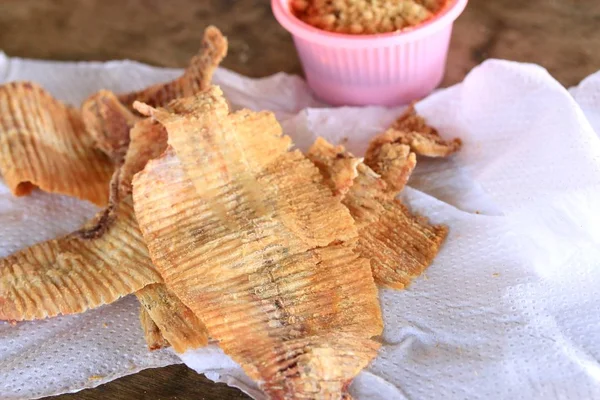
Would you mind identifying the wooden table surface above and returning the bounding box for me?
[1,0,599,399]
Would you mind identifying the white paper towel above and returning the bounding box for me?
[570,70,600,137]
[1,53,600,400]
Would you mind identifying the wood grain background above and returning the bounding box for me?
[0,0,598,398]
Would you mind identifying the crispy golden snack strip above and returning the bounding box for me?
[81,90,139,162]
[139,307,170,351]
[133,87,382,399]
[0,81,114,206]
[84,27,227,350]
[348,165,448,289]
[362,140,416,194]
[0,195,161,321]
[308,138,448,289]
[118,26,228,111]
[307,138,360,197]
[118,118,207,353]
[117,118,167,197]
[136,284,208,353]
[366,104,462,159]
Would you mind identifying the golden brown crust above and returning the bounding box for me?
[346,168,448,288]
[0,196,161,321]
[366,104,462,160]
[118,26,227,111]
[135,284,208,354]
[110,117,203,353]
[139,306,170,351]
[0,81,114,206]
[81,89,139,163]
[117,27,227,349]
[133,87,382,399]
[306,137,360,198]
[117,118,168,198]
[363,141,416,194]
[308,137,448,289]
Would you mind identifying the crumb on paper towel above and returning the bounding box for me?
[88,375,105,381]
[492,273,500,278]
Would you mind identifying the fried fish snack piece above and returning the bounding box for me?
[133,87,382,399]
[308,138,448,289]
[117,118,207,353]
[136,284,208,353]
[0,81,113,206]
[117,118,168,197]
[366,104,462,159]
[118,26,228,111]
[306,138,360,197]
[0,195,161,321]
[361,140,416,194]
[139,307,170,351]
[116,28,227,348]
[81,90,139,163]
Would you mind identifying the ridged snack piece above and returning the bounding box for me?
[361,140,416,194]
[366,104,462,159]
[0,81,114,206]
[136,284,208,353]
[0,195,161,321]
[308,138,448,289]
[81,89,140,162]
[117,118,168,198]
[133,87,382,399]
[139,307,170,351]
[110,27,227,350]
[119,118,207,353]
[306,138,360,198]
[118,26,228,111]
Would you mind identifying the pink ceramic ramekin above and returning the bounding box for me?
[272,0,468,106]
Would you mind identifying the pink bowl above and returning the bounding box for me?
[272,0,468,106]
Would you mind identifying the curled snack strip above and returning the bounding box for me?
[135,284,208,353]
[81,90,139,163]
[0,195,161,321]
[308,137,448,289]
[133,87,382,399]
[0,116,170,322]
[306,137,360,197]
[84,27,228,348]
[366,104,462,159]
[117,118,168,198]
[118,26,228,111]
[114,117,206,353]
[0,82,113,206]
[139,307,170,351]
